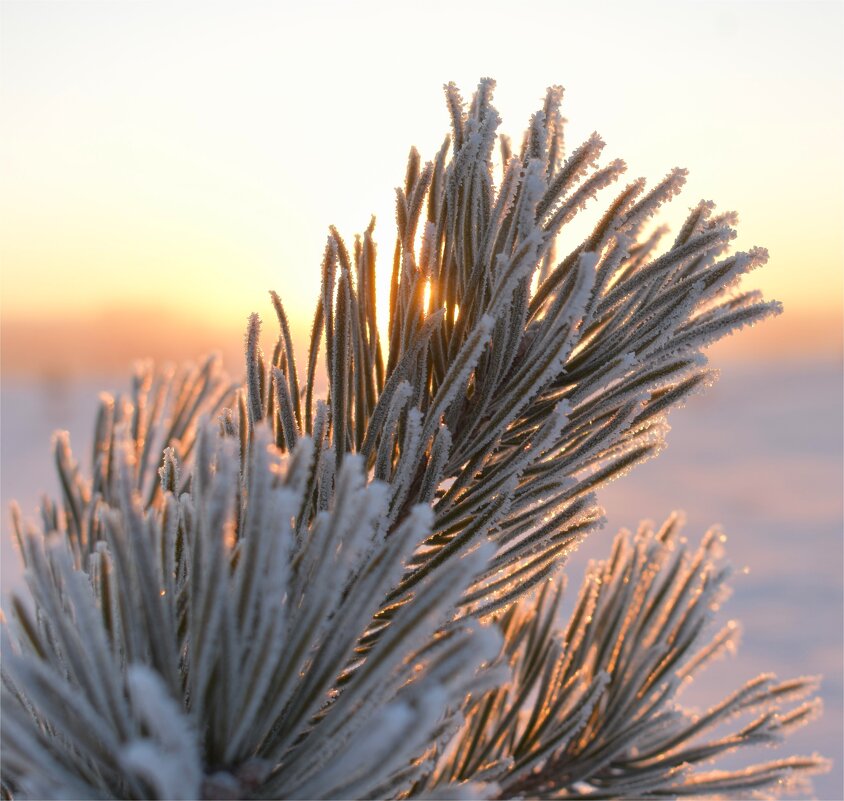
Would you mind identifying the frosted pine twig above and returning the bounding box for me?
[1,80,826,799]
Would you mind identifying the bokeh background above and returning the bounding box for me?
[2,1,842,797]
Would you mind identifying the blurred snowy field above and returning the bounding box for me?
[1,359,841,798]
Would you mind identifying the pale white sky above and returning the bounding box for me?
[1,0,842,342]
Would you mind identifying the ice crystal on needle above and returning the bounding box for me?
[1,80,827,799]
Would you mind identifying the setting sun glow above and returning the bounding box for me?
[1,1,842,379]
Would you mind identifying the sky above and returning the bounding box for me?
[1,0,843,375]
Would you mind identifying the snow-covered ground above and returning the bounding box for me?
[2,359,842,798]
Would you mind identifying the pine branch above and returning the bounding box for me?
[425,517,828,798]
[1,80,825,800]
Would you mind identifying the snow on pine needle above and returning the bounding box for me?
[0,80,827,799]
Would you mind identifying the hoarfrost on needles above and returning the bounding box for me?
[0,79,828,800]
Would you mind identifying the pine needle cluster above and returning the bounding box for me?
[1,80,827,800]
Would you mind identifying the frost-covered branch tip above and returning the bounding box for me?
[2,79,823,800]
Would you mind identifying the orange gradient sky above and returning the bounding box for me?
[1,0,842,376]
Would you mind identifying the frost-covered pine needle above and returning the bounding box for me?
[1,80,827,800]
